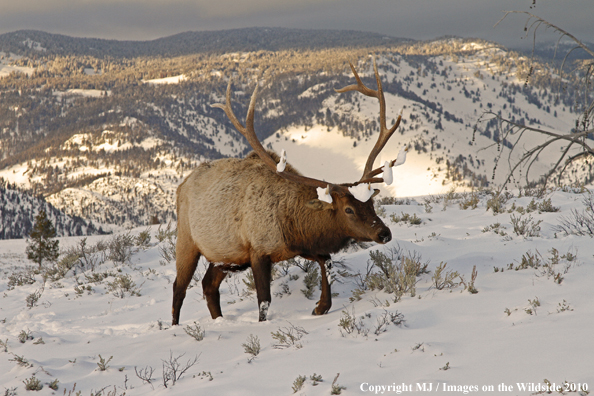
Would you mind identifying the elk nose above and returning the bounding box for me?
[378,229,392,243]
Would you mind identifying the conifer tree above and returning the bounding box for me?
[26,210,60,268]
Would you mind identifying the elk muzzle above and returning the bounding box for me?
[377,227,392,244]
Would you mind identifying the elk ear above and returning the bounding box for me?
[306,199,334,211]
[371,189,380,198]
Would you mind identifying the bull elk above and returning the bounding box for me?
[172,58,406,324]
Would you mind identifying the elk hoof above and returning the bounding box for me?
[312,307,329,315]
[258,301,270,322]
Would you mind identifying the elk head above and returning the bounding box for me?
[303,184,389,244]
[212,57,405,245]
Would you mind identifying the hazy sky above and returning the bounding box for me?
[0,0,592,48]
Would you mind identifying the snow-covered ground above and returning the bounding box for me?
[143,75,188,85]
[1,187,593,395]
[52,89,110,98]
[0,52,35,78]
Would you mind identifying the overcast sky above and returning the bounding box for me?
[0,0,592,48]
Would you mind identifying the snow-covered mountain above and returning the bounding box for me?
[0,30,591,234]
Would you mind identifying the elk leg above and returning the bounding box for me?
[202,263,228,320]
[251,255,272,322]
[312,256,332,315]
[172,243,201,326]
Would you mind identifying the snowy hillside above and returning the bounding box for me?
[265,45,581,196]
[47,175,177,231]
[0,51,35,78]
[1,34,591,234]
[1,187,593,395]
[0,181,102,239]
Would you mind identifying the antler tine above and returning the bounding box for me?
[212,79,278,171]
[336,57,403,183]
[335,61,379,98]
[358,143,407,185]
[212,78,331,190]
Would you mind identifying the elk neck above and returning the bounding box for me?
[278,184,353,257]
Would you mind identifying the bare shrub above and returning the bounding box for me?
[365,249,426,302]
[510,213,542,237]
[431,262,460,290]
[503,248,576,284]
[135,366,155,389]
[555,193,594,237]
[161,351,198,388]
[338,307,369,337]
[292,375,306,393]
[271,322,308,349]
[301,266,320,299]
[108,232,135,263]
[22,375,42,391]
[158,230,177,267]
[390,212,422,225]
[135,227,152,249]
[331,373,346,395]
[7,268,36,290]
[183,321,205,341]
[486,192,511,214]
[242,334,261,362]
[459,265,479,294]
[156,221,176,243]
[9,353,32,367]
[106,274,141,298]
[96,354,113,371]
[459,191,480,210]
[373,309,405,335]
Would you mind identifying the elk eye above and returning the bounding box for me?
[345,207,354,215]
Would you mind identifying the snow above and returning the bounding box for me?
[60,132,162,154]
[22,38,46,52]
[62,133,93,151]
[316,186,333,203]
[1,189,593,395]
[46,174,177,230]
[142,75,188,85]
[392,145,408,168]
[52,89,110,98]
[382,161,393,185]
[0,163,30,187]
[383,146,408,186]
[0,52,35,78]
[348,183,375,202]
[264,125,432,198]
[277,149,287,172]
[299,82,333,99]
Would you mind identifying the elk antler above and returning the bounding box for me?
[335,57,403,184]
[212,79,331,190]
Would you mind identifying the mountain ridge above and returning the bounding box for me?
[0,27,410,58]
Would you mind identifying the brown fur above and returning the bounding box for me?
[172,151,391,324]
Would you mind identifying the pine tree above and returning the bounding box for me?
[26,210,60,268]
